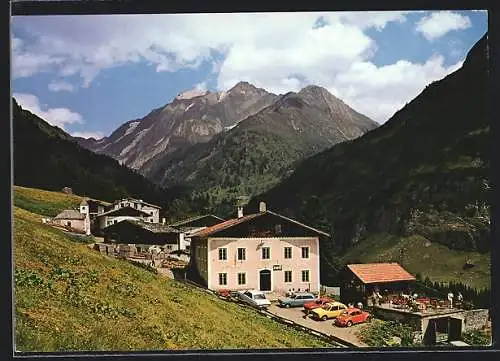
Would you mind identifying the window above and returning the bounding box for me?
[275,224,282,234]
[262,247,270,259]
[107,221,112,226]
[114,220,118,224]
[218,248,227,260]
[150,219,153,223]
[166,245,173,250]
[301,270,310,282]
[186,245,190,251]
[301,247,309,259]
[66,221,71,227]
[284,247,292,259]
[284,271,292,283]
[237,273,246,285]
[237,248,246,261]
[134,203,138,209]
[218,273,227,286]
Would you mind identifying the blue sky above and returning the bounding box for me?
[11,10,487,139]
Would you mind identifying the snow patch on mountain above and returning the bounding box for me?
[119,128,148,158]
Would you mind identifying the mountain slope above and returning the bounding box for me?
[12,99,187,207]
[148,85,378,216]
[13,187,331,351]
[252,34,490,265]
[77,82,278,172]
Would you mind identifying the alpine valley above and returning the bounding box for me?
[76,81,378,215]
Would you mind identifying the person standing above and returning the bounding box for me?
[447,291,454,309]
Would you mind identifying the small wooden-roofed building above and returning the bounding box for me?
[102,219,180,253]
[340,262,417,306]
[168,214,226,251]
[189,202,329,294]
[52,209,89,234]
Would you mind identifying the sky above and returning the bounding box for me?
[11,10,488,140]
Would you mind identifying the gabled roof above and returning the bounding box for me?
[347,263,416,284]
[191,210,330,238]
[54,209,86,220]
[168,214,226,228]
[95,206,151,218]
[114,197,162,209]
[103,219,180,234]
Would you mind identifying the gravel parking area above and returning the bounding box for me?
[267,303,369,347]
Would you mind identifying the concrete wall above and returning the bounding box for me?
[207,237,320,293]
[375,307,489,339]
[53,218,86,232]
[373,307,422,330]
[463,309,489,332]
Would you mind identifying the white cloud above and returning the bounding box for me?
[194,81,208,92]
[416,11,472,41]
[71,131,104,140]
[48,80,75,92]
[332,55,463,121]
[11,11,475,123]
[13,92,83,129]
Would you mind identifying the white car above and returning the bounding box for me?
[237,290,271,309]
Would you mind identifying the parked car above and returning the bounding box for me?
[278,293,317,308]
[309,302,348,321]
[303,297,335,313]
[237,290,271,309]
[335,307,371,327]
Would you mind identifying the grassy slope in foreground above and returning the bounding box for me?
[341,233,490,290]
[13,192,330,351]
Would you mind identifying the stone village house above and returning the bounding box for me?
[189,202,329,294]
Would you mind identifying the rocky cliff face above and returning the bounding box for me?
[77,81,279,172]
[146,84,378,216]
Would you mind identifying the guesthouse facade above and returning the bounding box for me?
[190,202,329,294]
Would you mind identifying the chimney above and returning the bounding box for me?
[237,205,244,219]
[259,201,266,213]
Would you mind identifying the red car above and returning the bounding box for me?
[335,308,371,327]
[303,297,335,312]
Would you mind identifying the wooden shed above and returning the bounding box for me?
[102,219,180,247]
[340,262,416,306]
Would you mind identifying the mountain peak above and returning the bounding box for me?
[298,85,332,96]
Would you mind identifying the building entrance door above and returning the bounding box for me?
[448,317,463,342]
[259,269,271,291]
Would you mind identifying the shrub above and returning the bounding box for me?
[462,330,491,346]
[358,321,418,347]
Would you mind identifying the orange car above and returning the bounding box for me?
[335,307,371,327]
[303,297,335,313]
